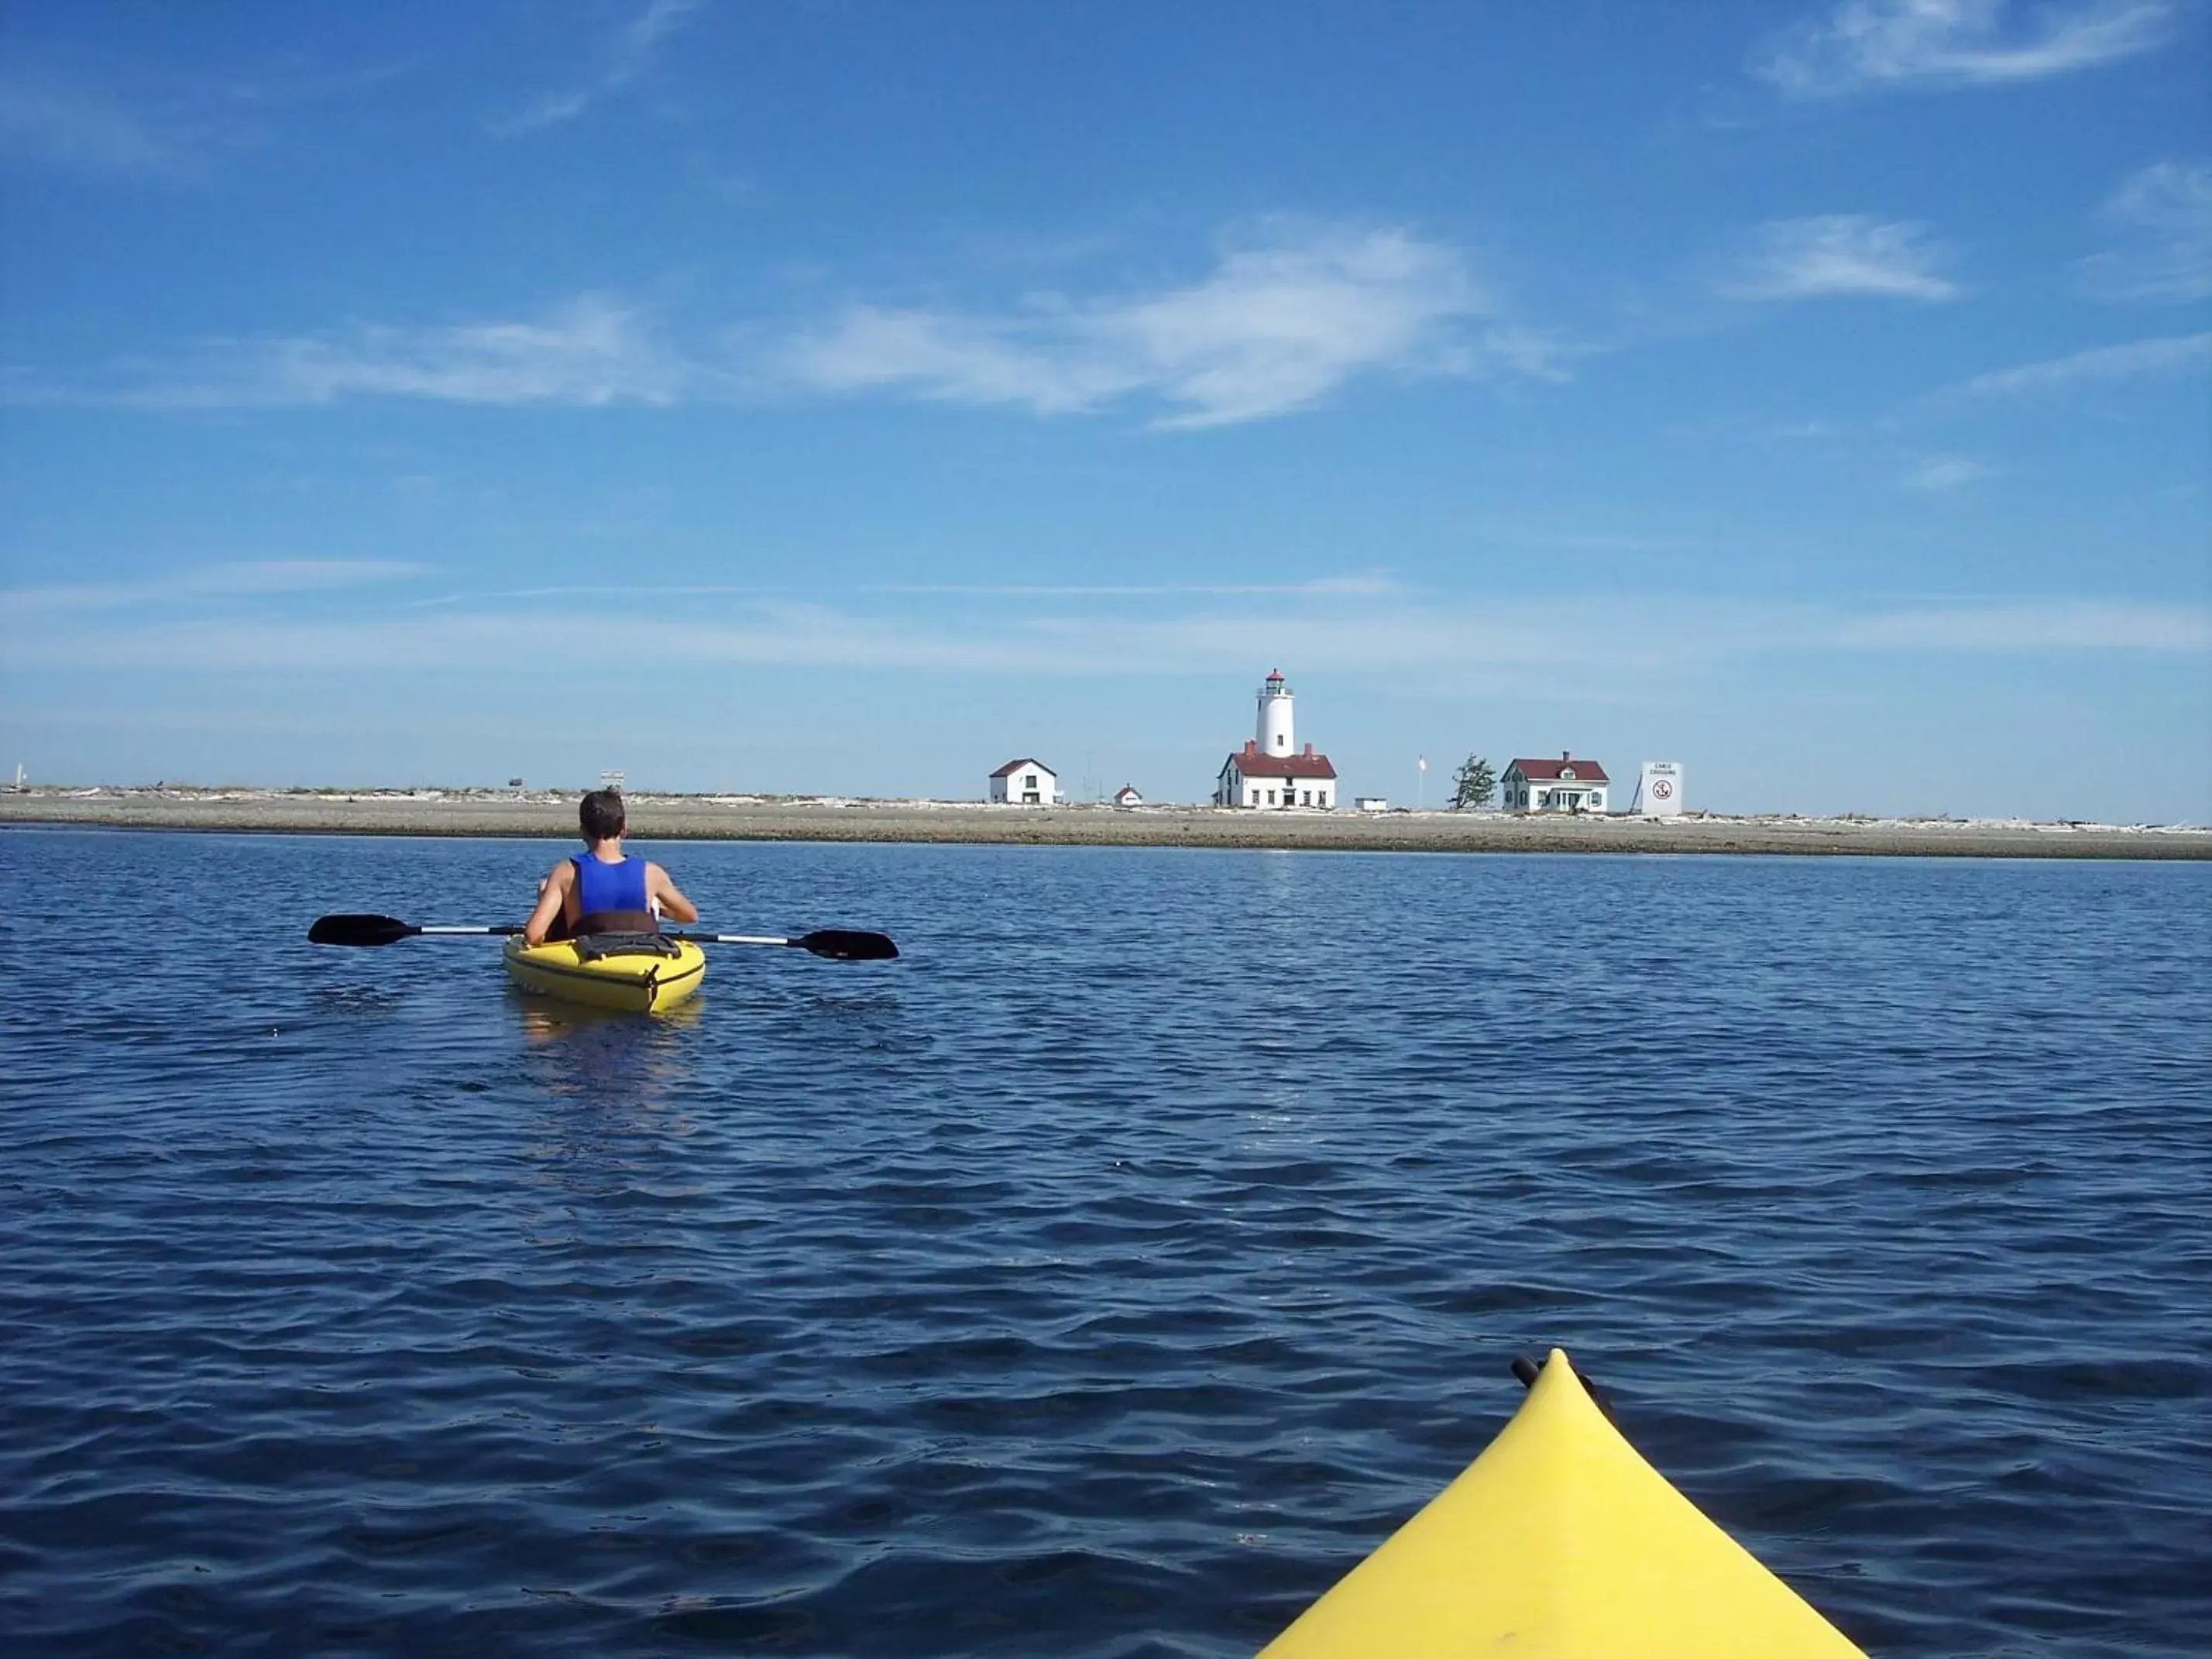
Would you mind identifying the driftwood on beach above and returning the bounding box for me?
[4,788,2206,860]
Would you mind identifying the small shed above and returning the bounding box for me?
[990,758,1058,805]
[1112,785,1143,809]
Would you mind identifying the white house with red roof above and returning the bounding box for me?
[1214,670,1338,809]
[989,757,1057,805]
[1503,754,1609,812]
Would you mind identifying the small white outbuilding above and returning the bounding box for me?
[990,758,1058,805]
[1112,785,1143,808]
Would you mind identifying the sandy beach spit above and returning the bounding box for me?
[4,787,2207,859]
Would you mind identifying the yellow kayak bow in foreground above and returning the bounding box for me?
[1260,1349,1866,1657]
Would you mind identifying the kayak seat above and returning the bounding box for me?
[550,906,663,942]
[573,930,685,963]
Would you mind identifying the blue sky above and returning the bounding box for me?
[2,0,2207,820]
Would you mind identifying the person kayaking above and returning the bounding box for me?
[523,788,698,946]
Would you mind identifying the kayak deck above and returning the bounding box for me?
[1259,1348,1865,1657]
[502,936,706,1014]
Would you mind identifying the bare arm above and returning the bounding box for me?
[647,863,698,926]
[524,862,575,946]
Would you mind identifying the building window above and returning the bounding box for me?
[1249,788,1259,805]
[1300,790,1310,806]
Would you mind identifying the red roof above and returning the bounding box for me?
[990,757,1056,778]
[1508,757,1609,783]
[1222,740,1337,780]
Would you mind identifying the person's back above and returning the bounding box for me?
[524,789,698,946]
[568,843,653,931]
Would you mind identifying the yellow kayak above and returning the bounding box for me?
[1259,1349,1866,1657]
[502,935,706,1014]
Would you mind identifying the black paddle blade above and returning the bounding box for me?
[307,913,417,948]
[795,929,898,961]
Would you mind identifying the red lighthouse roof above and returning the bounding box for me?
[1228,739,1336,779]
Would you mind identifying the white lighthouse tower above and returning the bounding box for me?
[1258,669,1294,756]
[1215,669,1338,808]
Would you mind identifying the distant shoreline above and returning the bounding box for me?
[5,787,2207,860]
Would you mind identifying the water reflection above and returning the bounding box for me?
[512,993,707,1210]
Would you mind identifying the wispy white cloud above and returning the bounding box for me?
[867,575,1403,598]
[5,225,1544,428]
[1757,0,2176,98]
[784,225,1537,428]
[2080,160,2212,302]
[11,294,696,410]
[1722,216,1961,301]
[0,560,427,618]
[0,59,407,181]
[1945,331,2212,397]
[785,306,1135,417]
[1905,454,1995,490]
[11,579,2204,679]
[0,68,200,179]
[493,0,705,136]
[1829,599,2210,652]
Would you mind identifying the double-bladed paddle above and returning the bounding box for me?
[307,913,898,960]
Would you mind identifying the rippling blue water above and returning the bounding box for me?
[2,827,2208,1656]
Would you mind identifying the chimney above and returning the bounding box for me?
[1562,750,1570,761]
[1304,742,1314,755]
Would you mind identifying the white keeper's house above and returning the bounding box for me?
[990,758,1057,805]
[1503,754,1609,813]
[1214,670,1338,809]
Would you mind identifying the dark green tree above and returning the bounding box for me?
[1452,754,1496,810]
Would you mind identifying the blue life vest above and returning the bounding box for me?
[571,853,649,917]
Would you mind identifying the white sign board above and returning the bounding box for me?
[1637,761,1684,816]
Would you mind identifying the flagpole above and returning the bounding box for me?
[1417,754,1426,811]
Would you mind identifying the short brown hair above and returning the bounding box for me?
[579,788,626,842]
